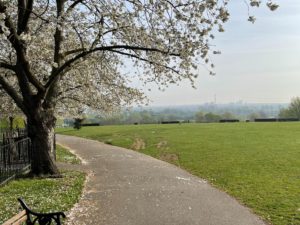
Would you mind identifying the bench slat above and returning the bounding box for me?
[3,210,27,225]
[10,215,27,225]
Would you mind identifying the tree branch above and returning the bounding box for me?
[61,48,86,57]
[66,0,84,13]
[72,25,85,51]
[45,45,180,90]
[53,0,65,65]
[41,0,66,108]
[17,0,33,34]
[17,0,26,33]
[0,3,45,93]
[0,74,27,114]
[108,49,180,74]
[18,0,34,34]
[0,62,15,71]
[57,85,82,97]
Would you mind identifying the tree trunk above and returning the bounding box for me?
[27,109,60,176]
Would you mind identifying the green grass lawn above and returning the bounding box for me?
[58,122,300,225]
[0,144,84,224]
[0,171,85,223]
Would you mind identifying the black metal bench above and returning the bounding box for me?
[3,198,66,225]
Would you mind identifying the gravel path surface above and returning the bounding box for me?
[57,134,267,225]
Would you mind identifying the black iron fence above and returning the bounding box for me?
[0,128,27,144]
[0,132,31,185]
[0,127,57,185]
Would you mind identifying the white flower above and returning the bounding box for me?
[0,14,5,20]
[52,62,58,68]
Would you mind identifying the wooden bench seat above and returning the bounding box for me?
[3,210,27,225]
[3,198,66,225]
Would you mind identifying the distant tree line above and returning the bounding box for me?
[195,112,234,123]
[62,108,285,126]
[278,97,300,119]
[58,100,300,127]
[88,109,194,125]
[194,111,268,123]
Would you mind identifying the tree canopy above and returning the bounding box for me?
[0,0,278,175]
[0,0,278,116]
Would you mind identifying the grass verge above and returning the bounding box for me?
[0,170,85,224]
[57,123,300,225]
[56,144,81,164]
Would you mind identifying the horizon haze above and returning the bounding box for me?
[139,0,300,106]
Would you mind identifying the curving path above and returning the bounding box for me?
[57,134,267,225]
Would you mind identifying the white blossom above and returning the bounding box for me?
[0,0,278,117]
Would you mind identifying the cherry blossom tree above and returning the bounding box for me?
[0,0,278,176]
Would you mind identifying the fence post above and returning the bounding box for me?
[9,116,13,130]
[53,133,56,161]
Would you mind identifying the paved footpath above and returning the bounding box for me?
[57,134,267,225]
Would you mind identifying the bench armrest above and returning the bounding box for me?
[18,198,66,225]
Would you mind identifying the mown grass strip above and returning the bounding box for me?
[56,144,81,164]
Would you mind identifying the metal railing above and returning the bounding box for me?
[0,138,31,185]
[0,128,27,144]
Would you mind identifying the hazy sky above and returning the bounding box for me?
[142,0,300,106]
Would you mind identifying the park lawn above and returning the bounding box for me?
[0,144,85,224]
[58,122,300,225]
